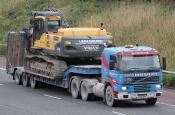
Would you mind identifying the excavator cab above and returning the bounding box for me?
[32,11,65,40]
[30,11,69,48]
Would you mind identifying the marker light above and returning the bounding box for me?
[124,45,134,48]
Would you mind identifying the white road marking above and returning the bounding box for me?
[0,68,6,71]
[157,101,175,107]
[43,94,62,100]
[0,104,8,107]
[0,84,4,86]
[112,111,127,115]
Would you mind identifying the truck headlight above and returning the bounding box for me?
[156,84,161,89]
[121,86,127,91]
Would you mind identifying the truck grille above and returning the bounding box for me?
[124,76,159,84]
[133,84,151,93]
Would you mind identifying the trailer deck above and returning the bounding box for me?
[7,65,101,88]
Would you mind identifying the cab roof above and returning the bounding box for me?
[104,46,157,55]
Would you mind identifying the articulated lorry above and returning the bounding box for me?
[6,9,164,107]
[6,31,164,106]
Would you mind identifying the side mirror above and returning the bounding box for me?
[109,61,115,70]
[30,19,34,25]
[162,57,166,70]
[100,22,103,30]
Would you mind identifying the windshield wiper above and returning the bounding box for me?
[129,67,160,70]
[129,67,144,70]
[148,67,160,69]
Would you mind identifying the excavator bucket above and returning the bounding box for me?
[6,32,26,70]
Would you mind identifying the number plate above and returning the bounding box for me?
[137,94,147,99]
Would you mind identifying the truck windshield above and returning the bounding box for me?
[48,20,60,32]
[119,55,160,71]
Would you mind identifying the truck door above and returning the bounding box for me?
[109,55,117,70]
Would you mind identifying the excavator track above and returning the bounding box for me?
[24,55,67,79]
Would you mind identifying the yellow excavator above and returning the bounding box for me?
[28,9,113,57]
[22,8,114,78]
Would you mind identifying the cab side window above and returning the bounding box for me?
[109,55,117,70]
[33,19,44,40]
[47,20,61,32]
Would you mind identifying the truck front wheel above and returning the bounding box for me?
[105,85,115,107]
[145,98,157,105]
[70,78,79,99]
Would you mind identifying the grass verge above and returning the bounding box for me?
[0,44,6,56]
[163,72,175,88]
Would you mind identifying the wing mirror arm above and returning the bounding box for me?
[162,57,166,70]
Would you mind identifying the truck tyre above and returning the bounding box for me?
[145,98,157,105]
[22,74,29,87]
[30,76,37,89]
[105,85,115,107]
[70,78,79,99]
[14,71,21,85]
[80,81,90,101]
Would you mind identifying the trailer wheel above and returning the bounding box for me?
[80,81,90,101]
[22,74,29,87]
[105,85,115,107]
[14,71,21,85]
[145,98,157,105]
[30,76,37,89]
[70,78,79,99]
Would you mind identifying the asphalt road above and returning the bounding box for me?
[0,69,175,115]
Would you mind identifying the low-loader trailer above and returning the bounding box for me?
[6,32,164,106]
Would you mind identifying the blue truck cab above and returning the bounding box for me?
[101,45,163,106]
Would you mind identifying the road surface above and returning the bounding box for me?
[0,69,175,115]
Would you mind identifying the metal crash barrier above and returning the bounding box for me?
[163,70,175,88]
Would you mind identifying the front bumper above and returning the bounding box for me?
[115,91,163,100]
